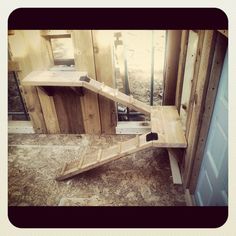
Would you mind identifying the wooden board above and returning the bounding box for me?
[175,30,189,112]
[179,30,199,130]
[14,57,47,133]
[92,30,117,134]
[188,32,228,192]
[53,87,85,133]
[37,87,60,133]
[163,30,182,105]
[72,30,101,134]
[168,149,182,184]
[22,70,85,86]
[183,30,217,188]
[151,106,187,148]
[8,121,35,134]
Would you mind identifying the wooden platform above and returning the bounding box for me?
[22,70,187,181]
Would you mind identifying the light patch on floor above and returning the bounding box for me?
[8,134,185,206]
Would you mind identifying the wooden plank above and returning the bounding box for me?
[183,30,217,188]
[188,32,228,193]
[37,87,60,133]
[8,61,21,72]
[53,87,85,133]
[163,30,182,105]
[179,31,199,130]
[14,57,47,133]
[8,121,35,134]
[175,30,189,112]
[22,70,85,86]
[72,30,101,134]
[168,149,182,184]
[185,30,205,139]
[92,30,117,134]
[151,106,187,148]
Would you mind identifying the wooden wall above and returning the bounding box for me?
[175,30,228,189]
[8,30,116,134]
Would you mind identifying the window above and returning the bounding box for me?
[50,36,75,66]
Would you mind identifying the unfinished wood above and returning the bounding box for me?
[185,30,205,139]
[22,70,85,86]
[188,32,228,193]
[72,30,101,134]
[8,61,21,72]
[175,30,189,112]
[151,106,187,148]
[8,121,35,134]
[168,149,182,184]
[13,57,47,133]
[92,30,117,134]
[183,30,217,188]
[163,30,182,105]
[218,30,228,38]
[115,121,151,134]
[56,133,153,181]
[179,31,199,130]
[53,87,85,133]
[37,87,60,133]
[22,71,151,115]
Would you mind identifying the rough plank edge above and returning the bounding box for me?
[167,149,183,184]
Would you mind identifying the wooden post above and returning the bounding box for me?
[182,30,217,188]
[175,30,189,112]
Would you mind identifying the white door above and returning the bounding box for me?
[194,51,228,206]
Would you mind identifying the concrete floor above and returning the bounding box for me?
[8,134,186,206]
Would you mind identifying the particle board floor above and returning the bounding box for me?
[8,134,185,206]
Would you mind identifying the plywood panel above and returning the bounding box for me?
[72,30,101,134]
[92,30,117,134]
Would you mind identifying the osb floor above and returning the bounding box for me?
[8,134,185,206]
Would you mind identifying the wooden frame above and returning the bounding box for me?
[188,32,228,192]
[181,30,228,190]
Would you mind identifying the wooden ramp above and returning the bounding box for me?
[22,71,151,115]
[56,133,153,181]
[22,71,187,181]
